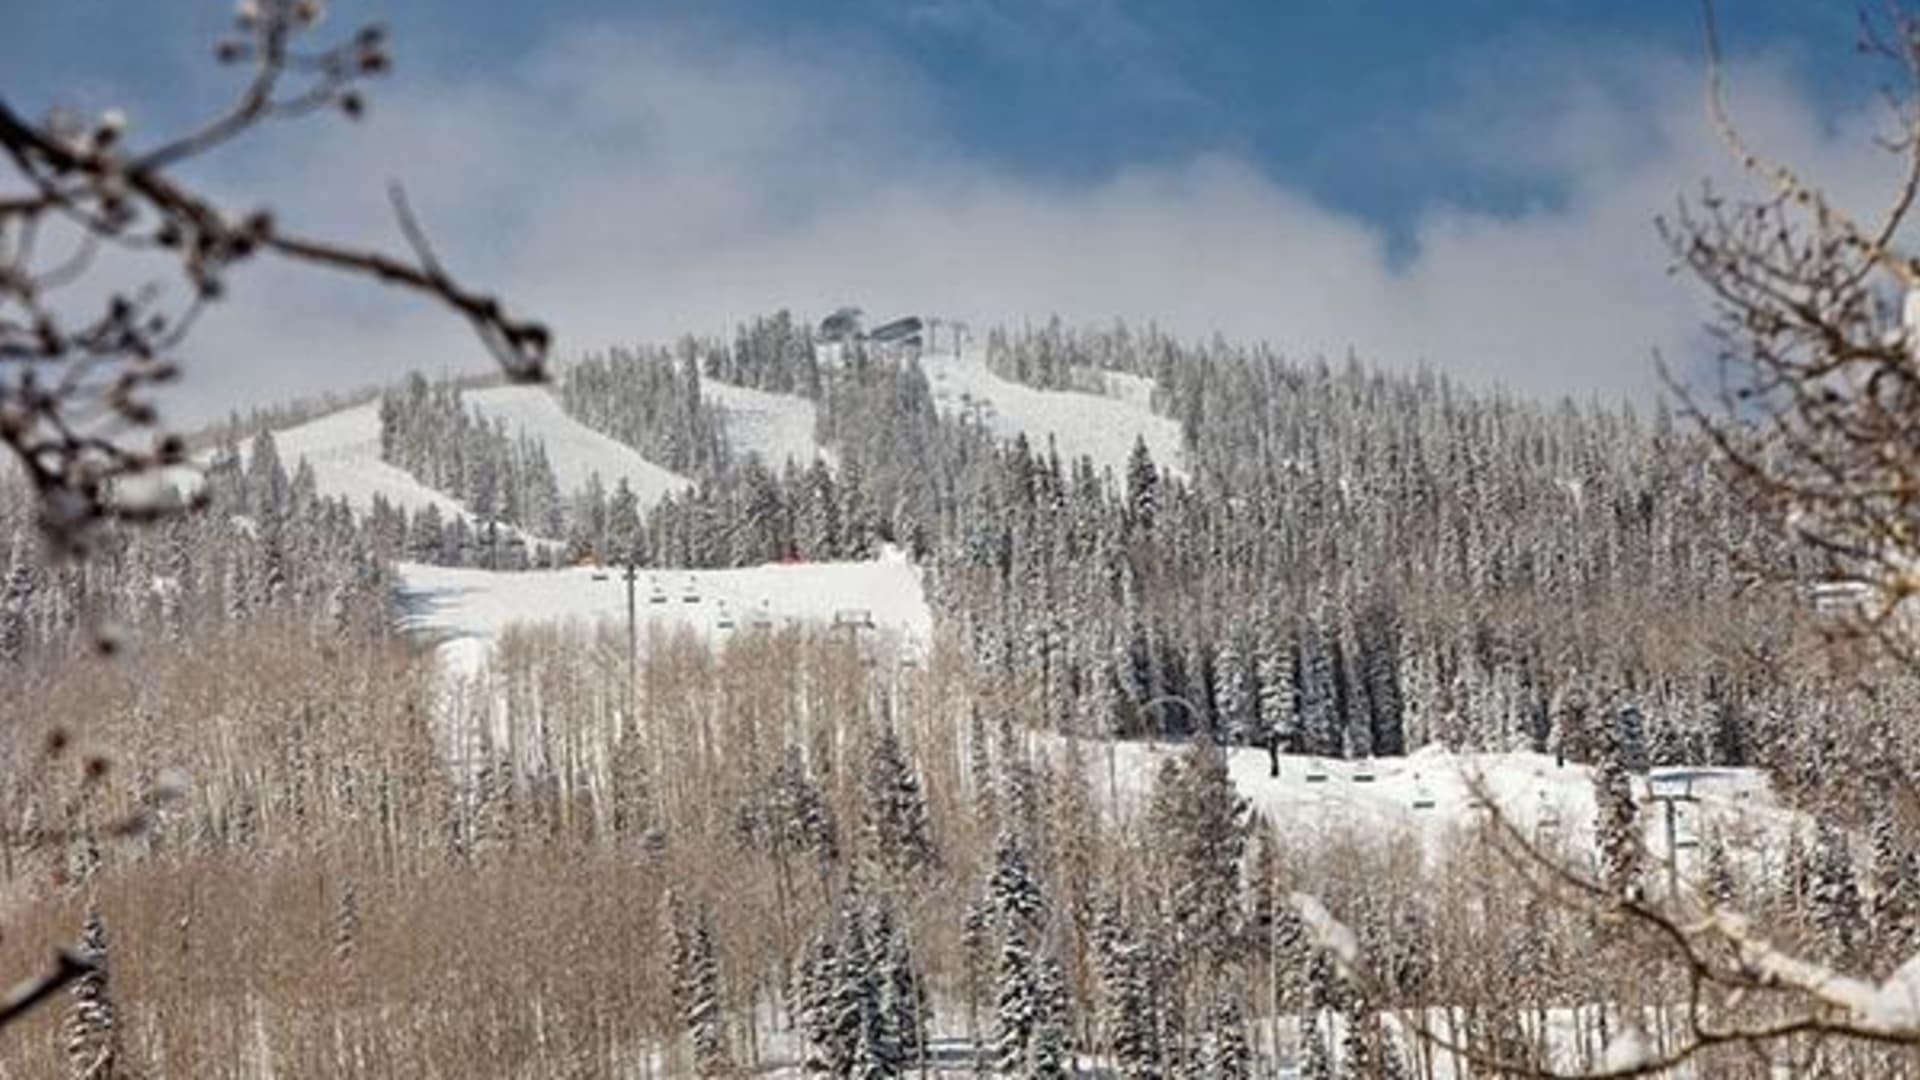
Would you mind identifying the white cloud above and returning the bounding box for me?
[155,15,1909,424]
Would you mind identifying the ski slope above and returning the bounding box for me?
[921,349,1186,479]
[1092,738,1792,880]
[265,402,482,526]
[467,384,692,508]
[702,378,827,468]
[396,546,932,680]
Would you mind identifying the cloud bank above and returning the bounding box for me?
[160,17,1906,422]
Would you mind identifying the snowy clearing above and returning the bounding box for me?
[702,377,827,468]
[921,348,1186,478]
[467,383,692,507]
[1089,738,1792,879]
[396,546,932,680]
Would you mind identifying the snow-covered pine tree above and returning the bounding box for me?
[1300,600,1342,758]
[1092,898,1165,1080]
[1028,953,1071,1080]
[1196,993,1251,1080]
[860,726,936,877]
[1254,612,1296,775]
[1213,633,1253,747]
[872,905,927,1075]
[1146,746,1250,963]
[798,933,843,1073]
[0,531,35,664]
[1613,697,1649,776]
[833,905,890,1079]
[988,831,1046,928]
[1593,719,1641,902]
[995,919,1039,1075]
[1870,809,1919,965]
[1125,435,1159,534]
[666,896,731,1077]
[1810,819,1863,967]
[64,911,119,1080]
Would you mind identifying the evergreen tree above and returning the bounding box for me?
[1213,634,1253,746]
[988,831,1046,927]
[1147,746,1250,963]
[1125,436,1159,533]
[1593,722,1641,902]
[872,905,928,1075]
[1197,993,1251,1080]
[861,726,936,877]
[64,911,118,1080]
[0,532,35,664]
[994,919,1040,1075]
[1255,615,1295,774]
[666,897,731,1076]
[1811,820,1863,967]
[1093,899,1164,1080]
[1870,810,1919,964]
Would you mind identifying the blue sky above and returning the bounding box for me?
[1,2,1898,412]
[6,2,1868,231]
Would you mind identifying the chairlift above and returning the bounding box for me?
[1411,793,1437,810]
[590,571,609,582]
[682,592,701,604]
[1304,771,1330,784]
[649,592,668,604]
[716,617,736,630]
[833,608,875,629]
[1352,769,1377,783]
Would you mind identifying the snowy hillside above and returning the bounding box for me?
[702,377,827,467]
[396,547,932,679]
[921,348,1186,478]
[466,384,692,507]
[265,402,484,526]
[1095,738,1790,878]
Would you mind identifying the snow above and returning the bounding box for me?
[230,384,693,540]
[1599,1026,1655,1071]
[921,348,1186,479]
[1290,892,1359,968]
[262,402,482,527]
[701,378,827,467]
[1865,952,1920,1032]
[1086,739,1792,877]
[466,384,692,507]
[396,550,932,680]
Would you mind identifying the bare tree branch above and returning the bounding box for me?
[0,0,548,554]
